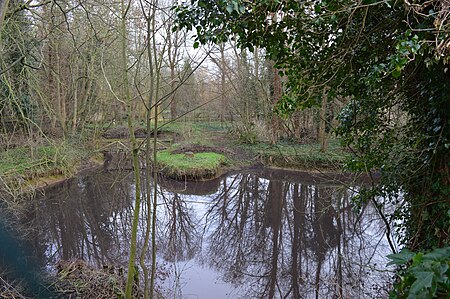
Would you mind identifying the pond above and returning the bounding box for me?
[2,167,394,298]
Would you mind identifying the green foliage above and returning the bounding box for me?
[174,0,407,110]
[336,60,450,248]
[388,32,422,79]
[174,0,450,252]
[156,150,226,180]
[388,247,450,299]
[0,141,87,181]
[241,139,348,169]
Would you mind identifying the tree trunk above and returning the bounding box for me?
[268,60,281,144]
[47,40,57,130]
[170,65,177,120]
[71,66,78,134]
[168,28,178,120]
[220,43,227,124]
[0,0,10,30]
[55,42,67,137]
[318,89,328,152]
[122,0,142,296]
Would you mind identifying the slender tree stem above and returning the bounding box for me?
[122,0,142,296]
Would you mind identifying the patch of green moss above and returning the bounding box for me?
[156,150,226,180]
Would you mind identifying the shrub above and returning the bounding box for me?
[388,246,450,299]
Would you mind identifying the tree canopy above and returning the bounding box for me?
[175,0,450,250]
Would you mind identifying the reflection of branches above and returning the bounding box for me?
[20,168,393,298]
[23,170,135,268]
[205,174,268,285]
[158,191,200,262]
[205,174,292,298]
[204,171,392,298]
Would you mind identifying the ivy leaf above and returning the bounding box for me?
[422,247,450,261]
[392,69,401,78]
[193,41,199,49]
[314,4,321,13]
[412,252,424,266]
[226,4,233,14]
[233,1,239,12]
[387,248,415,266]
[408,271,434,298]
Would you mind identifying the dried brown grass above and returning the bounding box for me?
[53,259,140,299]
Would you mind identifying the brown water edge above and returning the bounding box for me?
[145,162,372,197]
[101,145,369,186]
[27,159,103,192]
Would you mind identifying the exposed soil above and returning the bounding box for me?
[204,131,256,162]
[170,144,239,161]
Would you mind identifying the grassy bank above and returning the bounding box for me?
[0,140,94,196]
[153,120,350,172]
[156,150,227,180]
[241,139,350,170]
[0,121,351,189]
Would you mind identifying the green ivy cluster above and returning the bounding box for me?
[388,247,450,299]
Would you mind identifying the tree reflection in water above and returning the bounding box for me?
[158,191,201,262]
[203,173,392,298]
[22,168,392,298]
[25,170,136,268]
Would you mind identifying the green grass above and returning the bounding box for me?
[107,119,351,171]
[156,150,227,180]
[157,121,350,171]
[241,139,351,170]
[0,146,55,175]
[0,142,87,180]
[156,120,229,148]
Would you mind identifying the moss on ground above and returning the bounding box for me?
[158,121,350,171]
[156,150,227,180]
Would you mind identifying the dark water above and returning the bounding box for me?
[3,167,394,298]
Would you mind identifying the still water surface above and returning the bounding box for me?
[17,167,392,298]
